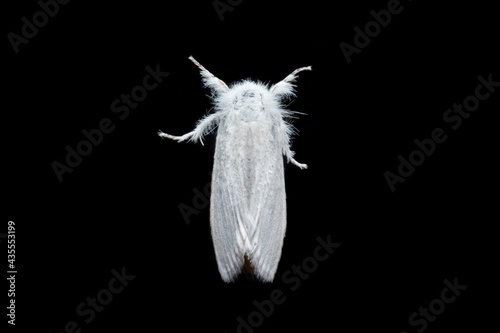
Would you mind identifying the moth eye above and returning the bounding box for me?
[240,89,262,99]
[243,91,255,98]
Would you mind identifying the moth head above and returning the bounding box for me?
[229,82,267,111]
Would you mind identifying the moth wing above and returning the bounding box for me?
[247,150,287,282]
[209,129,247,282]
[210,120,287,283]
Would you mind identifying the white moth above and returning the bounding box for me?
[159,56,311,282]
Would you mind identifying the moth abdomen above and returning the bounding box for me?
[241,255,257,280]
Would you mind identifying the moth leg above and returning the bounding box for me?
[158,112,222,146]
[283,145,308,169]
[290,157,308,170]
[158,130,194,142]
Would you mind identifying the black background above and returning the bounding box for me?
[3,0,498,332]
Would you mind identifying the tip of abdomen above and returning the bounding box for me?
[241,254,256,280]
